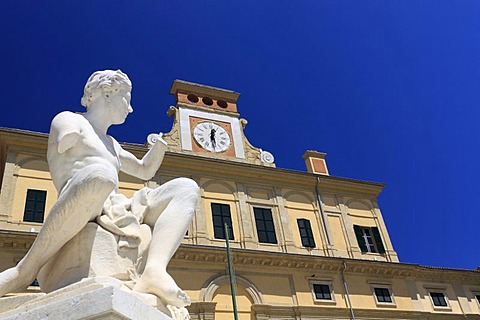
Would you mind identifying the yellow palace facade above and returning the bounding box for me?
[0,80,479,319]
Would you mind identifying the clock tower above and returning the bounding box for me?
[160,80,275,167]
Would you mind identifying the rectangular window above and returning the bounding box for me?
[430,292,448,307]
[374,287,392,303]
[254,207,277,244]
[23,189,47,223]
[313,284,332,300]
[297,218,316,248]
[353,225,385,254]
[211,203,234,240]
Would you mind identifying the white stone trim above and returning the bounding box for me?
[423,284,452,311]
[368,281,397,307]
[307,277,336,304]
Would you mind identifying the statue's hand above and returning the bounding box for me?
[96,215,141,242]
[147,132,167,147]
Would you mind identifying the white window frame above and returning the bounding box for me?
[361,227,377,253]
[424,285,451,311]
[308,278,336,304]
[368,281,396,307]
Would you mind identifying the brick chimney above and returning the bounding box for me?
[303,150,329,175]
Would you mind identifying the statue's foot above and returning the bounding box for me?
[132,270,190,308]
[0,267,26,297]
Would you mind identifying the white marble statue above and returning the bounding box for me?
[0,70,199,316]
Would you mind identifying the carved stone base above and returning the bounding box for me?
[37,222,144,293]
[0,277,171,320]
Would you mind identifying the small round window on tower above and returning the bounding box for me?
[202,97,213,106]
[187,94,199,103]
[217,100,228,108]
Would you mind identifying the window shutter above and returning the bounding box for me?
[297,219,316,248]
[23,189,46,223]
[371,227,385,254]
[211,203,234,240]
[254,208,277,244]
[353,225,368,253]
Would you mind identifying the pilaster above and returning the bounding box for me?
[405,277,425,312]
[188,302,216,320]
[372,200,399,262]
[194,184,210,245]
[236,182,256,249]
[452,282,472,314]
[313,191,337,257]
[0,151,18,222]
[273,187,296,253]
[337,197,357,259]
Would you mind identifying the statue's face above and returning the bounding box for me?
[106,88,133,125]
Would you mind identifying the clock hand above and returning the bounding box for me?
[210,129,216,149]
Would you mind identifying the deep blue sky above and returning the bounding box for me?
[1,1,478,270]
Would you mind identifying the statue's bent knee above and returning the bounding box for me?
[173,177,199,200]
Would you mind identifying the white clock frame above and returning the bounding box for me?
[193,121,231,153]
[179,107,245,158]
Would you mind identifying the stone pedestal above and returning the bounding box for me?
[37,222,150,293]
[0,277,172,320]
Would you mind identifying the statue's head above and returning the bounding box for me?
[81,70,132,109]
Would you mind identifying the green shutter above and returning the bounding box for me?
[304,219,316,248]
[353,225,368,253]
[297,219,316,248]
[211,203,234,240]
[371,227,385,254]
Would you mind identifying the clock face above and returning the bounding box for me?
[193,121,231,153]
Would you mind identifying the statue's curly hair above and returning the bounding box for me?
[81,70,132,109]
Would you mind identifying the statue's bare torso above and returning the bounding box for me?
[48,111,122,193]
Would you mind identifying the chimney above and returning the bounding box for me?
[303,150,329,175]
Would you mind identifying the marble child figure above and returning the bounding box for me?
[0,70,199,309]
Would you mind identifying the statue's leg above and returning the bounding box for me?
[133,177,199,307]
[0,164,117,296]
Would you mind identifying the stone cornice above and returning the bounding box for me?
[0,128,48,150]
[172,244,480,282]
[0,127,385,197]
[1,230,478,283]
[0,229,36,250]
[159,151,385,196]
[170,80,240,102]
[252,304,480,320]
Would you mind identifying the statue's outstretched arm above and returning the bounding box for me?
[116,136,167,180]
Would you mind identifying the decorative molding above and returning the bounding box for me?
[0,230,36,250]
[201,179,236,195]
[252,303,479,320]
[186,301,216,320]
[160,106,181,150]
[260,150,274,164]
[172,244,480,283]
[200,273,263,304]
